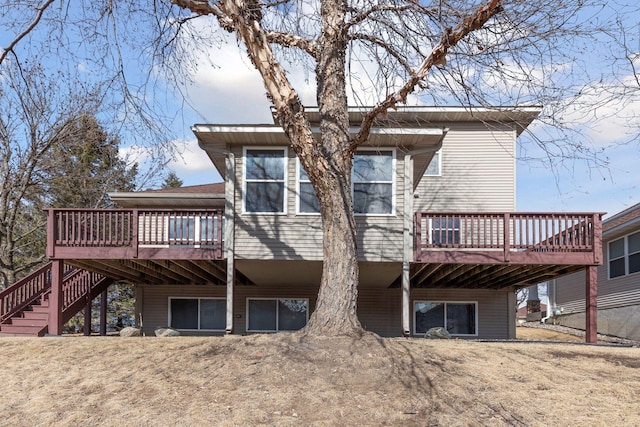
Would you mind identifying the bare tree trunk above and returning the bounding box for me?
[302,0,363,335]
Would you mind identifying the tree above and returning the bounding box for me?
[2,0,638,334]
[0,60,104,289]
[167,0,639,335]
[44,115,138,209]
[161,171,183,189]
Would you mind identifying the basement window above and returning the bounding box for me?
[246,298,308,332]
[414,301,477,336]
[169,298,226,331]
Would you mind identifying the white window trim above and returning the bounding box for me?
[246,297,310,333]
[608,231,640,279]
[295,149,397,216]
[167,297,226,332]
[413,300,478,337]
[242,146,288,215]
[352,147,397,217]
[427,217,461,245]
[424,149,442,177]
[167,215,222,247]
[295,158,320,216]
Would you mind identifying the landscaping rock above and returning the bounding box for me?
[119,327,141,337]
[425,327,451,339]
[155,327,180,337]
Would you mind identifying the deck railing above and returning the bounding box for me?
[0,263,74,322]
[415,212,602,264]
[46,209,225,259]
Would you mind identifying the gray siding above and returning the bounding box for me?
[233,146,404,262]
[554,222,640,341]
[415,122,516,212]
[138,281,512,339]
[410,288,512,339]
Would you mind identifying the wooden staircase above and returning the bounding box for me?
[0,263,113,337]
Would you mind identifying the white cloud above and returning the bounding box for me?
[166,138,222,184]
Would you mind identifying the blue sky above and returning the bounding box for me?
[164,38,639,219]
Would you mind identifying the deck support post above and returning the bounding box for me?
[48,260,64,335]
[100,289,108,336]
[83,303,92,336]
[585,265,598,343]
[402,154,413,336]
[225,151,236,334]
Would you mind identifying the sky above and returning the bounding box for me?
[164,38,639,220]
[3,1,635,219]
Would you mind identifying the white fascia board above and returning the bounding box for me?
[193,124,446,135]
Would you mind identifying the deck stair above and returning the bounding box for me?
[0,262,112,337]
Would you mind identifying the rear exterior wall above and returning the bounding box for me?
[136,282,512,339]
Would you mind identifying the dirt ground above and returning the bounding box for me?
[0,333,638,426]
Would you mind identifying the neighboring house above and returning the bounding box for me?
[516,303,547,324]
[551,203,640,340]
[0,107,604,341]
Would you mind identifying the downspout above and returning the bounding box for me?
[401,130,448,336]
[542,279,557,324]
[197,141,236,334]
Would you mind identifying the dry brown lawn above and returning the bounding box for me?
[0,333,638,426]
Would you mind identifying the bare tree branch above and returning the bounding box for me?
[266,31,318,57]
[353,0,503,148]
[0,0,56,66]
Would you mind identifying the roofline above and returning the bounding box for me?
[108,192,225,201]
[191,124,447,135]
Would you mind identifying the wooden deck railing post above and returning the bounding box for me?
[132,209,139,259]
[414,212,422,262]
[48,260,65,335]
[592,213,602,265]
[585,265,598,343]
[46,209,55,259]
[503,213,510,262]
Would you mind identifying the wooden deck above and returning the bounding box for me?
[46,208,225,260]
[411,212,602,289]
[44,209,602,290]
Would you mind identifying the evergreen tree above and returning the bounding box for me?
[44,115,138,208]
[161,171,183,189]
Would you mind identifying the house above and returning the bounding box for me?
[0,107,604,341]
[550,202,640,340]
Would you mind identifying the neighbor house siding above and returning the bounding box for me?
[556,237,640,314]
[415,123,516,212]
[233,146,405,262]
[554,212,640,340]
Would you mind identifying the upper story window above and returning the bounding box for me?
[244,148,287,213]
[297,164,321,214]
[295,149,395,215]
[424,150,441,176]
[353,149,395,215]
[609,231,640,279]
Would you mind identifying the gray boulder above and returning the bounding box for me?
[425,327,452,339]
[155,327,181,337]
[119,327,141,337]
